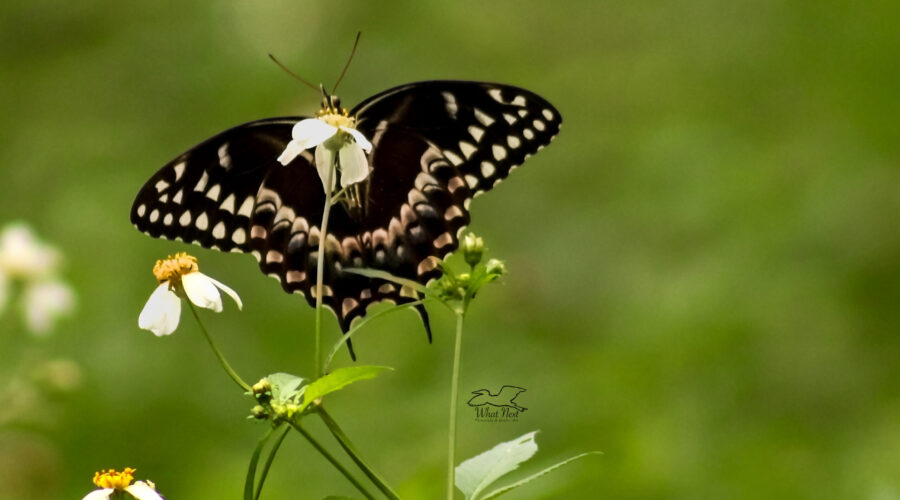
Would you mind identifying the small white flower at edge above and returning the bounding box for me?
[0,223,61,280]
[82,468,163,500]
[138,252,241,337]
[277,112,373,193]
[23,280,75,335]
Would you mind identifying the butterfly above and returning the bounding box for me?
[131,80,561,357]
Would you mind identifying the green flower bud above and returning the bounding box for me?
[462,233,484,267]
[250,405,269,420]
[485,259,506,277]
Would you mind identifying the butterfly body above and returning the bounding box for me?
[132,80,561,351]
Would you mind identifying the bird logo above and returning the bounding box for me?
[467,385,527,413]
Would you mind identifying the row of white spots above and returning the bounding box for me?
[488,88,527,107]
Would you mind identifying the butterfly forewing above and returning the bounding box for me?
[353,81,561,195]
[131,118,301,252]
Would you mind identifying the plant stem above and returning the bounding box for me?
[315,165,336,379]
[255,425,290,500]
[446,311,465,500]
[188,301,251,392]
[317,407,401,500]
[288,418,376,500]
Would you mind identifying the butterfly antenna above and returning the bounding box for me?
[268,53,319,92]
[332,31,361,95]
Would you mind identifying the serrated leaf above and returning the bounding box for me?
[455,431,539,500]
[481,451,601,499]
[266,372,305,405]
[300,365,392,411]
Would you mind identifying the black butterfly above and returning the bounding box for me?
[131,80,561,356]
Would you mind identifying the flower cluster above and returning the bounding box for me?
[138,252,241,336]
[0,223,75,334]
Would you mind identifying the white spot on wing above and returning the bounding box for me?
[503,113,517,125]
[173,189,183,204]
[218,143,232,169]
[507,135,522,149]
[481,161,496,177]
[542,108,554,120]
[441,91,458,119]
[459,141,477,159]
[206,184,221,201]
[444,150,464,166]
[220,193,235,213]
[137,204,146,217]
[149,209,159,223]
[194,171,209,192]
[212,221,226,239]
[523,128,535,140]
[179,211,192,226]
[473,107,495,127]
[465,174,479,189]
[487,88,504,103]
[492,144,507,161]
[173,162,186,181]
[533,119,546,131]
[163,213,173,225]
[232,227,246,245]
[468,125,485,142]
[196,212,209,230]
[237,196,254,217]
[512,95,527,106]
[155,180,169,192]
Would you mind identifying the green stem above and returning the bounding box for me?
[288,418,376,500]
[188,301,251,392]
[317,407,401,500]
[323,299,430,372]
[255,424,290,500]
[315,165,336,379]
[447,311,465,500]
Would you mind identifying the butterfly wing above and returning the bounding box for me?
[352,80,562,195]
[131,117,302,252]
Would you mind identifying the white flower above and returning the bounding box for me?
[0,223,60,280]
[82,468,163,500]
[22,280,75,335]
[277,111,373,193]
[138,252,242,336]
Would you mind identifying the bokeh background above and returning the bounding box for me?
[2,1,899,498]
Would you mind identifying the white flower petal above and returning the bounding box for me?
[339,143,371,187]
[314,145,337,193]
[82,487,113,500]
[277,139,305,166]
[0,223,60,279]
[22,280,76,335]
[203,274,242,310]
[181,272,223,312]
[292,119,337,147]
[340,126,372,152]
[139,283,182,336]
[126,481,164,500]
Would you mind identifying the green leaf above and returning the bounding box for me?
[244,426,276,500]
[267,372,305,405]
[480,452,601,499]
[300,365,392,411]
[322,496,358,500]
[455,431,539,500]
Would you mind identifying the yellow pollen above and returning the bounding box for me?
[317,110,354,129]
[152,252,199,283]
[92,467,136,490]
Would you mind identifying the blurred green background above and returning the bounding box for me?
[2,0,899,498]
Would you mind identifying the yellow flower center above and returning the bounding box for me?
[152,252,198,283]
[93,467,136,490]
[317,110,355,129]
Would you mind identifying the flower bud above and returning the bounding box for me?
[462,233,484,267]
[485,259,506,277]
[250,405,269,420]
